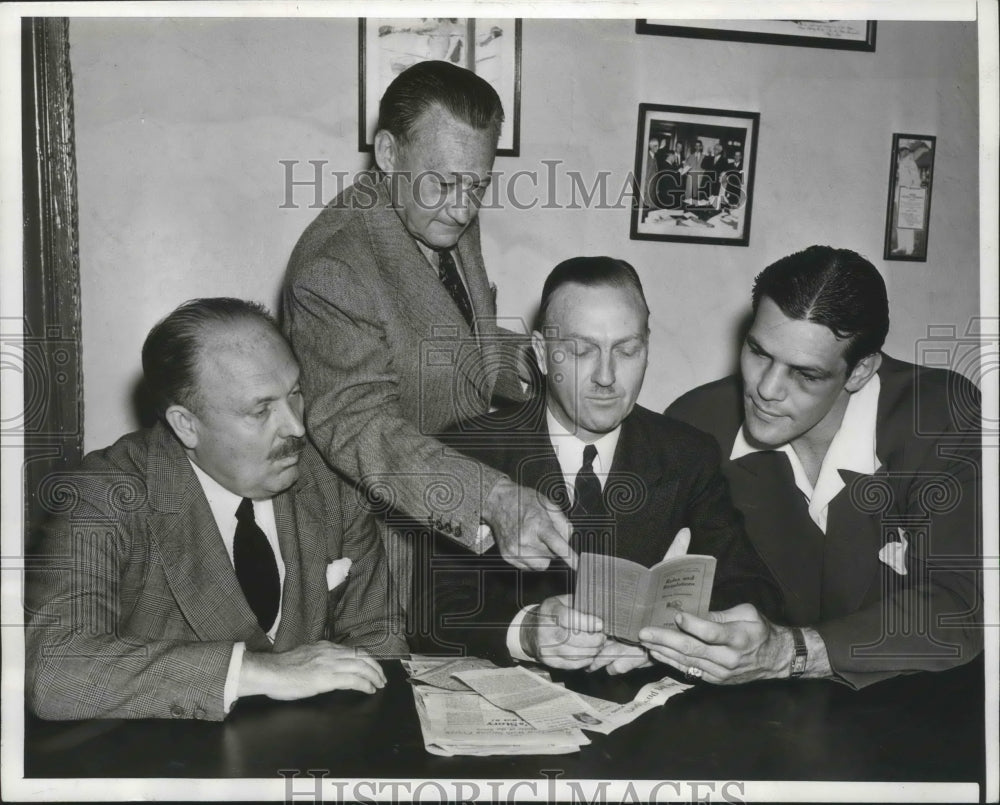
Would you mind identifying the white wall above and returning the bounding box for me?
[69,18,981,451]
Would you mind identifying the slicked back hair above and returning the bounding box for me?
[377,60,504,147]
[752,245,890,371]
[142,297,280,418]
[538,256,649,329]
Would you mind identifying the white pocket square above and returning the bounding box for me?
[878,530,909,576]
[326,557,352,590]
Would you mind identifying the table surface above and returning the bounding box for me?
[24,655,986,785]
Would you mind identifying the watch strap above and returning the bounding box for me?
[790,627,808,678]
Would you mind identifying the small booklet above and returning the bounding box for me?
[573,552,716,643]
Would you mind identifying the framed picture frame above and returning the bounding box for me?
[636,19,877,51]
[883,133,936,262]
[630,103,759,247]
[358,18,522,156]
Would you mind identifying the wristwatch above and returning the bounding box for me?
[789,627,808,678]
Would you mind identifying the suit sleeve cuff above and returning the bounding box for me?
[507,604,540,662]
[224,642,246,713]
[474,523,495,554]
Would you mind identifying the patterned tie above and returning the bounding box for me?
[435,248,475,329]
[234,498,280,632]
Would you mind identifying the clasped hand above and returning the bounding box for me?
[638,603,789,684]
[524,595,650,674]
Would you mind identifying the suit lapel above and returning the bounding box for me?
[271,492,304,651]
[726,451,825,624]
[367,177,479,339]
[273,461,329,651]
[508,403,571,512]
[823,470,883,616]
[365,176,497,401]
[454,220,495,322]
[456,221,503,400]
[144,425,269,650]
[608,413,669,564]
[815,357,908,618]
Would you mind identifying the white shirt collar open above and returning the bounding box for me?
[730,374,882,533]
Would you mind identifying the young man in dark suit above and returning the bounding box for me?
[659,246,983,688]
[26,299,406,720]
[413,257,781,673]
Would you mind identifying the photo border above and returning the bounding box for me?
[636,19,877,51]
[883,132,937,262]
[629,102,760,247]
[358,17,522,157]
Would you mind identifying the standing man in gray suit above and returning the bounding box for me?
[284,61,573,616]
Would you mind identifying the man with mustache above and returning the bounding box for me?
[654,246,983,687]
[26,298,406,720]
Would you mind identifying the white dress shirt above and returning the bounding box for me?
[544,408,621,502]
[506,409,623,661]
[189,460,285,711]
[730,374,882,533]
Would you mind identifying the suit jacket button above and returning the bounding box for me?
[193,707,206,720]
[170,704,185,718]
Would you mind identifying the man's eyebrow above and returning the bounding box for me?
[792,364,835,379]
[244,394,278,409]
[562,332,646,346]
[745,334,833,378]
[243,380,300,409]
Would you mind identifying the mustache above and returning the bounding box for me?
[270,436,306,460]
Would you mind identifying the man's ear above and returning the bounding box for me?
[164,404,199,450]
[530,330,548,376]
[845,352,882,394]
[374,129,400,173]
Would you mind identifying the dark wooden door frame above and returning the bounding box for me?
[21,17,84,542]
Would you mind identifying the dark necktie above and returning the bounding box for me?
[436,248,475,329]
[234,497,280,632]
[570,444,611,557]
[571,444,605,519]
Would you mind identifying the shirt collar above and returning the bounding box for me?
[545,406,621,485]
[730,374,882,533]
[188,459,245,530]
[819,372,882,478]
[415,238,462,270]
[730,374,880,468]
[188,458,284,642]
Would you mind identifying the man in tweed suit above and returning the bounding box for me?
[284,61,573,616]
[26,299,406,721]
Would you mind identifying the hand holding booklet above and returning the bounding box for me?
[573,551,716,643]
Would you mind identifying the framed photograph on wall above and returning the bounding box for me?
[636,19,877,51]
[631,103,759,247]
[883,133,936,261]
[358,18,522,156]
